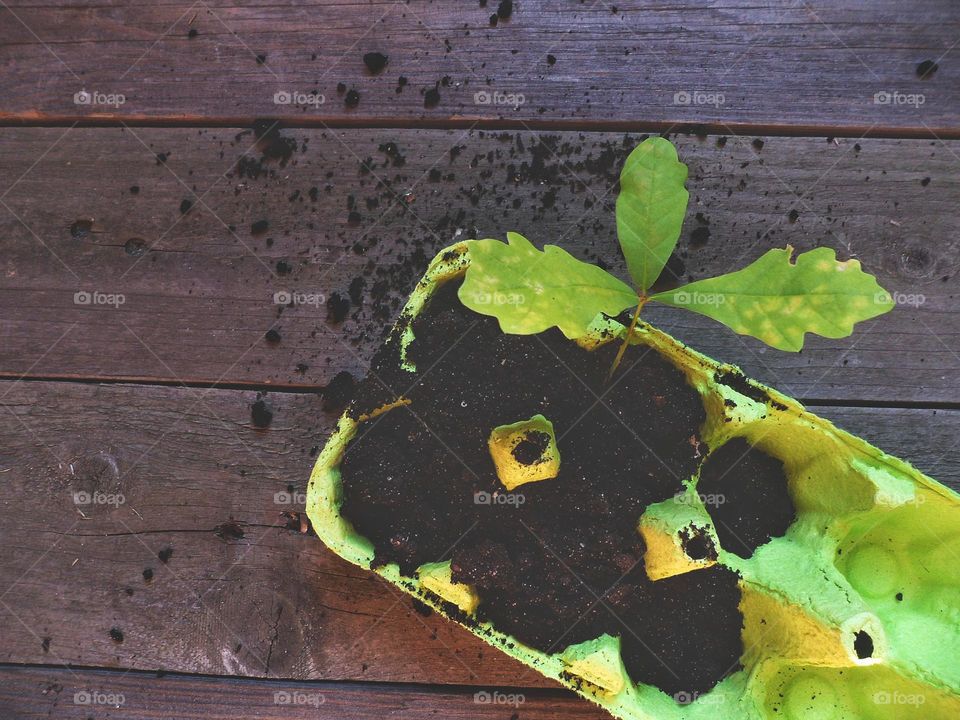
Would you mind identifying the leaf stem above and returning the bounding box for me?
[607,294,648,380]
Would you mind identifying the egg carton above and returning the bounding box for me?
[307,242,960,720]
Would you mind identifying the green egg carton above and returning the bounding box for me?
[306,242,960,720]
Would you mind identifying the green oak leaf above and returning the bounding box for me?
[649,246,895,351]
[459,232,638,339]
[616,137,690,292]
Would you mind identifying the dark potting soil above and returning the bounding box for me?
[854,629,874,659]
[679,525,717,562]
[363,51,389,74]
[322,370,357,413]
[696,437,795,558]
[512,430,549,465]
[338,278,745,697]
[713,370,768,405]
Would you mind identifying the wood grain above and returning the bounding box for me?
[2,127,959,402]
[0,1,958,133]
[3,1,958,712]
[0,665,605,720]
[0,380,956,683]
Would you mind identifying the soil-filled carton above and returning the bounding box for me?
[307,242,960,720]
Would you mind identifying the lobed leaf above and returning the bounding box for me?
[459,233,638,339]
[650,246,895,351]
[616,137,690,292]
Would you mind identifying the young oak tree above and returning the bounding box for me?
[458,137,894,376]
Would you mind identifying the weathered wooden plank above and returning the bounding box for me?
[0,381,956,683]
[0,666,603,720]
[815,405,960,491]
[1,127,958,402]
[0,1,958,132]
[0,380,545,686]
